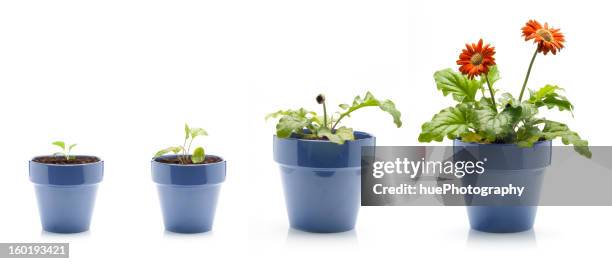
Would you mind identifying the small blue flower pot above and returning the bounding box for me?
[29,156,104,233]
[453,140,552,233]
[274,131,375,233]
[151,155,226,233]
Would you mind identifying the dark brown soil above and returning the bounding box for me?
[295,134,329,141]
[305,136,329,141]
[33,156,100,164]
[156,155,223,165]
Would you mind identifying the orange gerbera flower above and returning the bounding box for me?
[457,39,496,79]
[522,20,565,55]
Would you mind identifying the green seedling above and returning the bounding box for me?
[52,141,77,161]
[154,123,208,164]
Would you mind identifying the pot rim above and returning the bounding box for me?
[454,139,552,147]
[273,130,374,144]
[29,155,104,167]
[151,154,226,167]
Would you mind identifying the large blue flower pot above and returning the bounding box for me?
[453,140,551,233]
[152,155,226,233]
[29,156,104,233]
[274,131,375,233]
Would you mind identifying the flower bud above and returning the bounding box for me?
[316,94,326,104]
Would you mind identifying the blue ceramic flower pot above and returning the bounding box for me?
[274,131,375,233]
[29,156,104,233]
[151,155,226,233]
[453,140,552,233]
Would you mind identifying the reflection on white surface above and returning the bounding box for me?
[41,230,91,237]
[285,228,359,248]
[40,230,92,243]
[163,230,214,239]
[467,229,537,248]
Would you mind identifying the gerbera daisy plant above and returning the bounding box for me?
[267,92,402,144]
[419,20,591,158]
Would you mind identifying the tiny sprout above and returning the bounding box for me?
[154,123,208,164]
[52,141,77,161]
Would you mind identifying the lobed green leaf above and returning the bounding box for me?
[528,85,574,114]
[474,104,522,142]
[336,91,402,128]
[542,120,591,158]
[418,104,473,142]
[318,127,355,145]
[434,68,482,103]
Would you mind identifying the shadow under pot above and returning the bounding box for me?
[29,156,104,233]
[273,131,375,233]
[453,140,551,233]
[151,155,226,234]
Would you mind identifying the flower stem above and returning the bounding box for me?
[322,102,328,129]
[484,74,497,113]
[519,49,538,101]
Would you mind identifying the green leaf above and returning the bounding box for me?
[191,147,205,163]
[461,132,486,143]
[68,144,77,151]
[265,110,291,120]
[52,141,65,150]
[499,92,518,108]
[483,65,500,87]
[474,104,522,141]
[542,120,591,158]
[434,68,482,103]
[528,85,574,114]
[318,127,355,145]
[379,99,402,128]
[154,146,184,158]
[499,93,538,121]
[190,128,208,139]
[516,126,543,147]
[277,116,309,138]
[418,104,473,142]
[335,91,402,128]
[274,109,314,138]
[184,123,191,140]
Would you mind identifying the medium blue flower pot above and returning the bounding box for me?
[274,131,375,233]
[453,140,552,233]
[151,155,226,233]
[29,156,104,233]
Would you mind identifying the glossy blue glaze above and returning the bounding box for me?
[151,155,226,233]
[274,131,375,233]
[29,156,104,233]
[454,140,552,233]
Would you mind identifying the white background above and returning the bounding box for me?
[1,0,610,263]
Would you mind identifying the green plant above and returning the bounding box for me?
[154,124,208,164]
[418,20,591,158]
[267,91,402,144]
[52,141,77,160]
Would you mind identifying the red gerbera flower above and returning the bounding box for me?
[522,20,565,55]
[456,39,496,79]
